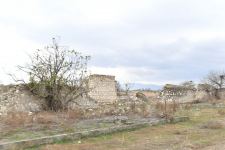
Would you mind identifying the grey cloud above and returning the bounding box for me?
[1,0,225,84]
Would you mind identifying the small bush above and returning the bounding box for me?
[136,92,148,102]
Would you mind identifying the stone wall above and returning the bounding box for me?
[88,74,117,103]
[0,85,42,115]
[0,74,119,114]
[159,84,209,103]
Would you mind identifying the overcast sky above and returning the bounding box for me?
[1,0,225,86]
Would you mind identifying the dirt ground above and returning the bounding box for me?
[27,103,225,150]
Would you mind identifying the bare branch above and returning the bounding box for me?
[13,38,90,111]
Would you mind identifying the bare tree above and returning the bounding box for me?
[204,71,225,89]
[12,38,90,111]
[115,81,122,96]
[124,83,132,95]
[204,71,225,90]
[203,71,225,99]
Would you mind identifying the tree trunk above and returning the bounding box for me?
[46,95,63,111]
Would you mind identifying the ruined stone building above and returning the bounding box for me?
[159,84,209,103]
[88,74,117,103]
[161,84,196,96]
[0,74,118,115]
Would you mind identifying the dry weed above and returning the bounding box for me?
[3,112,33,127]
[184,103,193,110]
[218,109,225,116]
[35,111,58,124]
[200,121,224,129]
[65,109,84,120]
[155,101,179,114]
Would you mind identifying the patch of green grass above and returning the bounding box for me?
[25,146,40,150]
[7,131,44,141]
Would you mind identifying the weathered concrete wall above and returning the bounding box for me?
[88,74,117,103]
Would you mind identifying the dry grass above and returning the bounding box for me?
[3,112,33,127]
[200,121,224,129]
[218,109,225,115]
[35,112,58,124]
[65,109,84,120]
[35,104,225,150]
[1,110,85,129]
[42,143,103,150]
[155,101,179,116]
[0,110,86,141]
[184,103,193,110]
